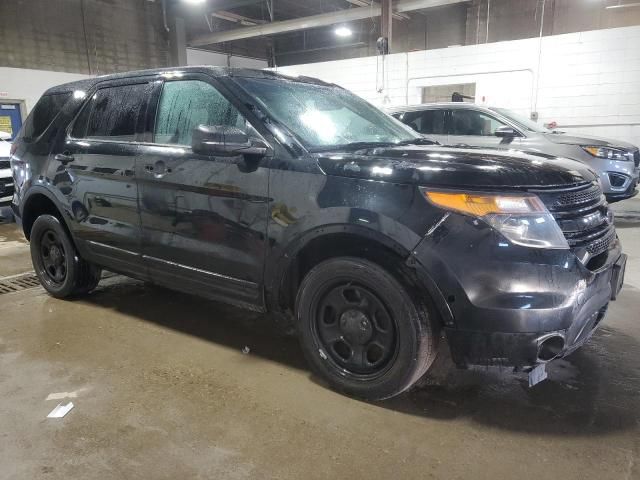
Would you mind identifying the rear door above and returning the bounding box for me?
[447,108,520,148]
[136,74,270,309]
[61,79,152,276]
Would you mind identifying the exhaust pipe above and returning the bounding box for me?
[537,335,565,362]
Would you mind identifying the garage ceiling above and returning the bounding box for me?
[176,0,470,64]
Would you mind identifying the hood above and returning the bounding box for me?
[542,132,638,150]
[315,145,597,189]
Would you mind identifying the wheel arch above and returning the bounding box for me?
[269,225,422,316]
[21,187,73,241]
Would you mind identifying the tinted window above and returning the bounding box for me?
[396,110,446,135]
[450,109,508,136]
[22,93,72,140]
[154,80,243,146]
[73,83,147,141]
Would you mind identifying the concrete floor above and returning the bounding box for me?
[0,200,639,480]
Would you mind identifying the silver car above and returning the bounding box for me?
[0,131,13,207]
[388,103,640,202]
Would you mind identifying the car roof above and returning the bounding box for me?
[43,66,335,96]
[385,103,494,114]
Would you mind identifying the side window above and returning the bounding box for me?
[72,83,147,141]
[154,80,244,146]
[22,92,72,140]
[450,109,508,136]
[397,110,446,135]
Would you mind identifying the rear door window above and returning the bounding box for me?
[72,83,147,141]
[22,92,72,140]
[396,110,447,135]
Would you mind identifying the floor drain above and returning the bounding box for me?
[0,272,41,295]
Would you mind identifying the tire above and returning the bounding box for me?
[30,214,101,298]
[295,257,439,400]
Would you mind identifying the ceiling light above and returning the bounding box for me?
[183,0,206,5]
[606,1,640,8]
[334,26,353,37]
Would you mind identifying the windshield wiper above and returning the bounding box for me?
[396,138,440,146]
[311,141,396,152]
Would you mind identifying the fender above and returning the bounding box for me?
[264,197,435,309]
[19,184,75,237]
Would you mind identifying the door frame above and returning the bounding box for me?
[60,77,157,277]
[134,71,274,311]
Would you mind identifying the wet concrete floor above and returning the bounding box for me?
[0,200,639,480]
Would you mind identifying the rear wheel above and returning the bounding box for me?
[296,257,439,400]
[30,215,101,298]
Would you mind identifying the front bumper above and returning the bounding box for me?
[409,212,625,368]
[605,177,638,203]
[593,158,639,198]
[0,173,13,206]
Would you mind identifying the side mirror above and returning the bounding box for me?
[0,131,11,141]
[191,125,268,157]
[494,126,518,138]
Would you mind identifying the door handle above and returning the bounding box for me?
[145,161,171,177]
[54,152,74,164]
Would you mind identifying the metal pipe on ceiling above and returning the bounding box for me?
[189,0,469,46]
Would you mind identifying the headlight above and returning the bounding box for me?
[422,189,569,249]
[581,146,630,161]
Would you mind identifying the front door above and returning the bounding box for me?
[447,108,521,149]
[136,76,270,309]
[61,80,152,276]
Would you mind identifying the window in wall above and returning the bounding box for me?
[422,83,476,103]
[154,80,244,146]
[72,83,147,141]
[450,109,508,136]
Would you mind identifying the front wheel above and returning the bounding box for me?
[30,214,101,298]
[296,257,439,400]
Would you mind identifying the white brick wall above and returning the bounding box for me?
[275,25,640,147]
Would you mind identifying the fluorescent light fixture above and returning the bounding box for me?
[334,26,353,37]
[606,1,640,8]
[183,0,206,4]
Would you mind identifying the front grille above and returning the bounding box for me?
[634,150,639,168]
[533,182,615,259]
[554,184,602,208]
[0,160,9,169]
[0,178,14,198]
[586,228,616,255]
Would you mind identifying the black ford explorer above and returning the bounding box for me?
[10,67,626,400]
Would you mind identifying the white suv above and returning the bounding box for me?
[0,131,13,207]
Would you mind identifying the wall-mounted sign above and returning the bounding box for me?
[0,116,13,136]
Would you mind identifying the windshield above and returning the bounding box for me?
[234,77,419,151]
[490,107,551,133]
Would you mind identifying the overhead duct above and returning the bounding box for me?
[189,0,469,47]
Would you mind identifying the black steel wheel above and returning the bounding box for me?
[314,283,397,377]
[296,256,439,400]
[30,214,101,298]
[39,229,68,286]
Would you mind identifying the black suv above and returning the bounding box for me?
[10,67,626,400]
